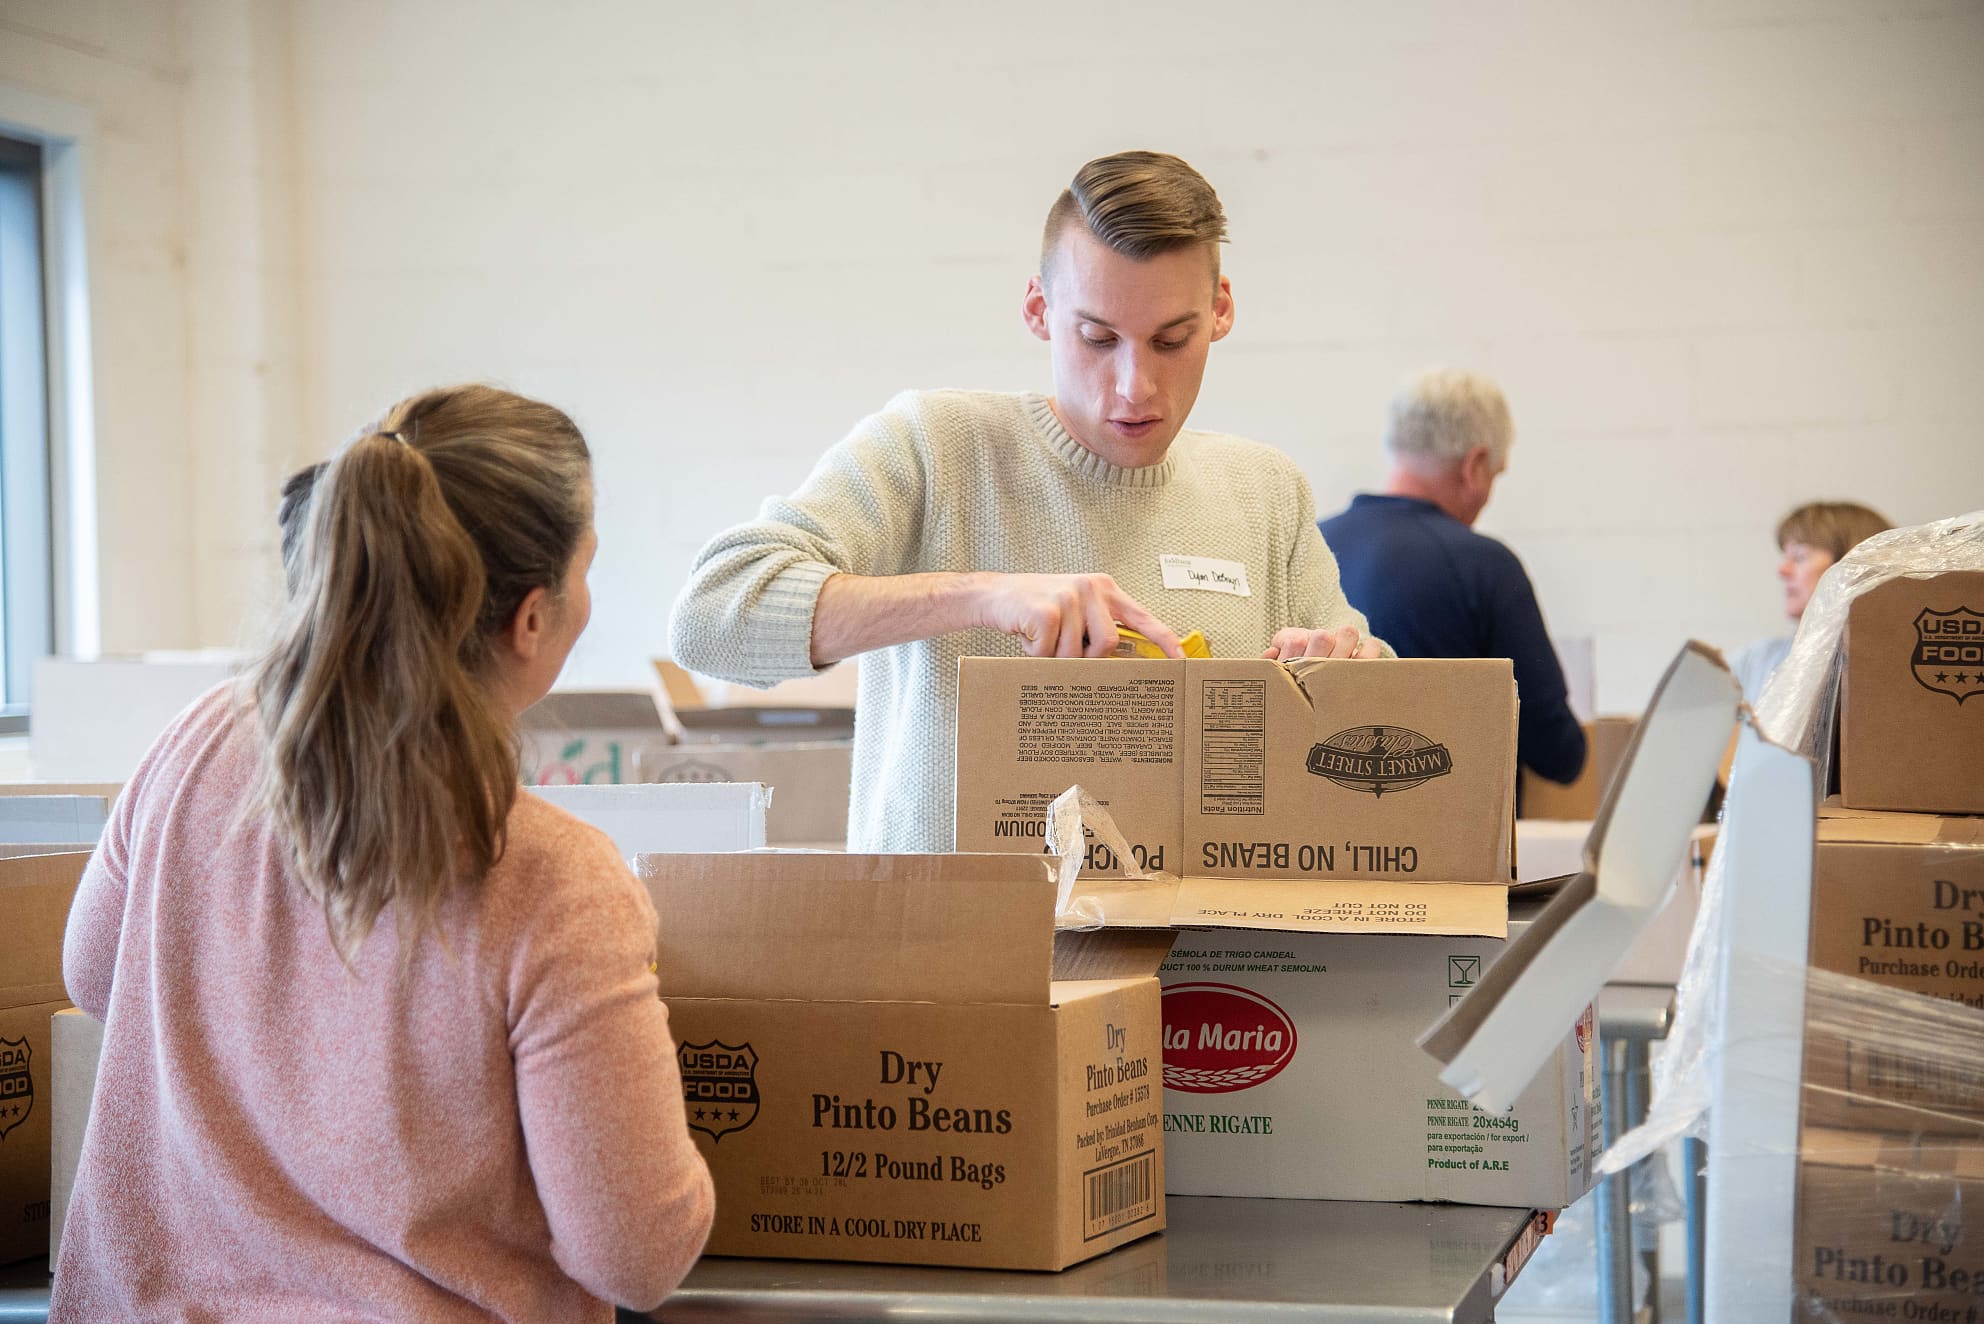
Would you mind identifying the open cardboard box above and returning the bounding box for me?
[636,851,1166,1270]
[519,669,852,844]
[957,655,1518,938]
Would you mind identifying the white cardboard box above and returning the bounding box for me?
[1159,900,1597,1208]
[30,656,238,782]
[528,782,768,860]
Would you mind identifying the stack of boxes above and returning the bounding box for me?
[1792,570,1984,1319]
[952,655,1600,1214]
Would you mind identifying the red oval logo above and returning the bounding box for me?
[1160,983,1298,1094]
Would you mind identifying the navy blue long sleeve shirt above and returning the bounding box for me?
[1319,494,1587,785]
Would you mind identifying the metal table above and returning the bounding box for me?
[4,1197,1543,1324]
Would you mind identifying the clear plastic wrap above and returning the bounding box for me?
[1597,510,1984,1319]
[1787,962,1984,1321]
[1604,509,1984,1175]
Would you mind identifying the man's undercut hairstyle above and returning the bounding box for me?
[1776,501,1893,561]
[1384,368,1515,469]
[1041,150,1228,285]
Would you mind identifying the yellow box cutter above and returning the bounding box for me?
[1111,626,1210,659]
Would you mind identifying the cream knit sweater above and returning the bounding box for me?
[669,389,1381,851]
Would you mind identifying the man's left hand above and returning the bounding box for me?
[1262,626,1383,661]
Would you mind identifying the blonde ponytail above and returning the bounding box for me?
[250,386,592,958]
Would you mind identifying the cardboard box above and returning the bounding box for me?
[1840,570,1984,815]
[1794,1127,1984,1321]
[1800,808,1984,1135]
[0,851,89,1265]
[637,852,1165,1270]
[955,656,1515,891]
[1518,715,1637,822]
[520,689,852,844]
[30,655,237,782]
[530,781,769,858]
[1158,897,1597,1208]
[0,795,108,846]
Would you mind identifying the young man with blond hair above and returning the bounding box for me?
[1319,368,1586,791]
[670,151,1385,851]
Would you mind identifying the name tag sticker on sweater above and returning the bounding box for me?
[1160,555,1252,597]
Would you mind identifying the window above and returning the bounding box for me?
[0,134,53,733]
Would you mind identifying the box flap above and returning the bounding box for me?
[1047,785,1506,938]
[1,851,91,1009]
[1419,641,1740,1111]
[519,689,667,734]
[671,706,855,742]
[650,659,709,712]
[1172,876,1507,937]
[1052,928,1178,980]
[1815,802,1984,847]
[640,852,1057,1004]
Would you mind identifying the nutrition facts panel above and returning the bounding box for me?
[1199,679,1265,816]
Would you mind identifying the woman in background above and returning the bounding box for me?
[1731,499,1892,701]
[53,386,713,1322]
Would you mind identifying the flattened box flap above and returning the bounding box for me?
[1816,803,1984,847]
[1173,877,1508,938]
[640,852,1057,1005]
[1419,642,1739,1111]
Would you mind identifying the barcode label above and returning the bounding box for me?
[1845,1042,1984,1109]
[1082,1152,1157,1241]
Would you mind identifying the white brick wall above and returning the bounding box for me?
[11,0,1984,711]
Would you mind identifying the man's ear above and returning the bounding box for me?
[500,585,553,665]
[1462,445,1495,491]
[1210,273,1235,343]
[1022,275,1052,342]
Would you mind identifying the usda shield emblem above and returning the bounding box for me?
[1913,608,1984,703]
[0,1036,32,1140]
[679,1040,759,1142]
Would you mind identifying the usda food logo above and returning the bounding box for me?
[1160,984,1298,1094]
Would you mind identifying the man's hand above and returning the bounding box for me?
[1262,625,1383,661]
[975,573,1183,659]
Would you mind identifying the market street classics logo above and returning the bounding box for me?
[1305,726,1454,795]
[1161,984,1298,1094]
[0,1036,31,1140]
[680,1040,760,1142]
[1913,607,1984,703]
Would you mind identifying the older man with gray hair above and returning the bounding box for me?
[1319,368,1586,789]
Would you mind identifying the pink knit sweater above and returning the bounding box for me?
[52,686,714,1321]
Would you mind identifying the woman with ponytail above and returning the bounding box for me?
[53,386,713,1321]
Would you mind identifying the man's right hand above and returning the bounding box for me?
[809,570,1184,666]
[972,573,1183,659]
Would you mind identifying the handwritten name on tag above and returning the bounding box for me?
[1160,555,1251,597]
